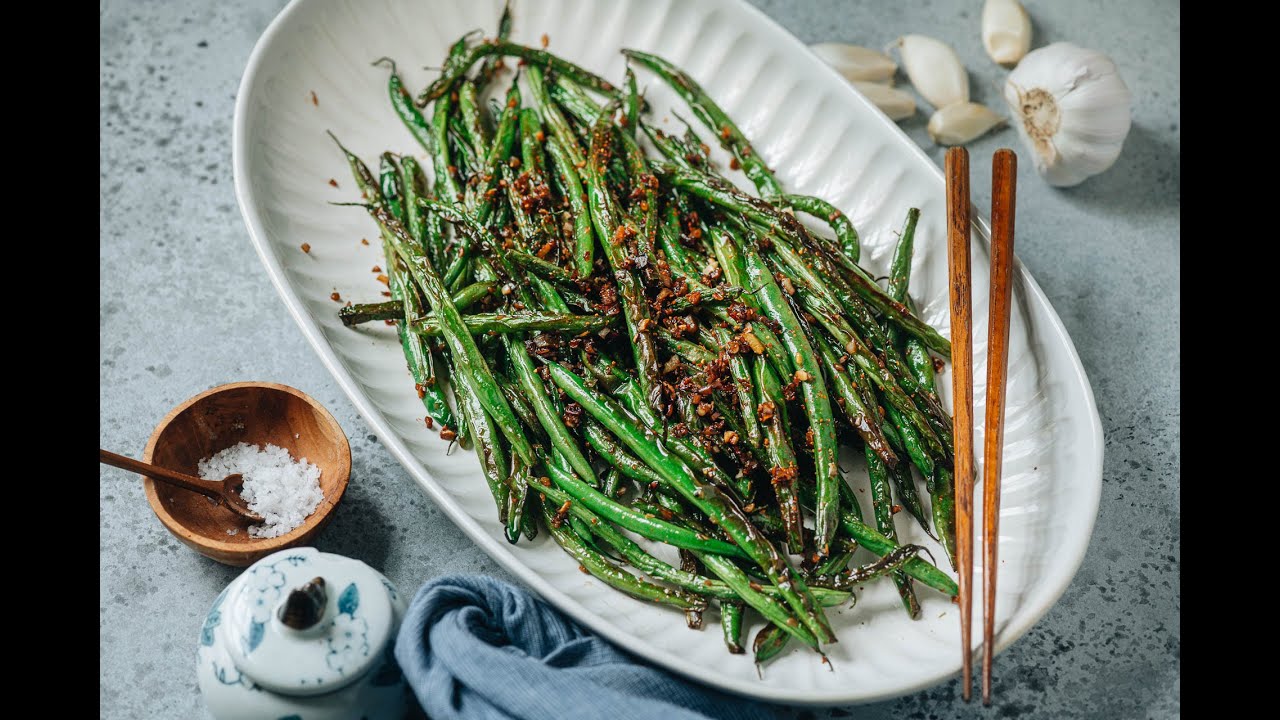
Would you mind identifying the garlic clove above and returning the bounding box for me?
[852,81,915,120]
[982,0,1032,66]
[927,102,1005,145]
[1004,42,1132,186]
[809,43,898,84]
[895,34,969,109]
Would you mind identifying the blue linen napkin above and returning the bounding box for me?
[394,574,779,720]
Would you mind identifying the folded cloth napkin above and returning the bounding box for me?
[394,574,779,720]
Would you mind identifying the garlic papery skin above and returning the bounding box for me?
[809,43,898,84]
[982,0,1032,65]
[927,102,1005,145]
[895,34,969,108]
[852,81,916,120]
[1003,42,1132,187]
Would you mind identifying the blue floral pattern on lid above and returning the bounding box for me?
[217,548,396,697]
[196,548,408,720]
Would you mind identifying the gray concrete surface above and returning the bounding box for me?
[100,0,1179,717]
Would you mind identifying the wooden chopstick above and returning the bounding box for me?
[982,149,1018,705]
[944,147,975,703]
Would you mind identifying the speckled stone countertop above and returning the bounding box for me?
[100,0,1179,716]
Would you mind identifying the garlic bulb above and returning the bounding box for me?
[852,81,915,120]
[927,102,1005,145]
[1003,42,1131,186]
[982,0,1032,65]
[895,34,969,108]
[809,43,897,84]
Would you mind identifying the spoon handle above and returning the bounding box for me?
[99,449,224,500]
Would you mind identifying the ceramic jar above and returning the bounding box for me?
[196,547,409,720]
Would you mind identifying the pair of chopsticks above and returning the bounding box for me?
[946,147,1016,705]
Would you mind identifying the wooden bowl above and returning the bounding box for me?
[142,381,351,566]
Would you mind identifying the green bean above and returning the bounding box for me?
[656,327,714,365]
[695,552,819,650]
[477,1,513,85]
[351,35,971,655]
[812,549,853,577]
[378,153,406,223]
[616,127,662,286]
[505,463,531,543]
[886,208,921,318]
[338,281,494,327]
[538,495,705,611]
[585,101,663,416]
[446,348,508,517]
[664,285,742,316]
[788,242,953,449]
[429,89,464,208]
[419,39,618,106]
[886,426,931,534]
[539,464,746,559]
[753,356,803,553]
[545,361,835,644]
[794,285,944,460]
[609,375,738,499]
[735,228,841,558]
[545,133,595,278]
[537,481,849,610]
[752,623,791,666]
[662,160,946,358]
[884,405,935,478]
[840,514,957,596]
[457,82,490,161]
[372,59,433,154]
[721,601,745,654]
[498,376,542,436]
[929,466,958,570]
[784,194,859,264]
[827,249,952,359]
[657,203,695,275]
[407,311,612,336]
[623,67,640,137]
[813,324,899,468]
[338,301,402,326]
[548,76,600,130]
[441,82,522,288]
[624,49,783,200]
[527,66,585,163]
[881,211,949,540]
[810,545,928,592]
[517,108,563,242]
[867,444,921,618]
[600,468,622,500]
[399,156,429,248]
[505,247,578,286]
[343,166,534,466]
[582,419,667,488]
[506,335,597,487]
[388,256,457,432]
[712,325,760,449]
[329,139,455,436]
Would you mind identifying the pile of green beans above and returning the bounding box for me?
[330,5,959,667]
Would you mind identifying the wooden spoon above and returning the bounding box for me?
[99,449,264,523]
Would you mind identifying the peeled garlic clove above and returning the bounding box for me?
[982,0,1032,65]
[1004,42,1131,186]
[852,81,915,120]
[809,43,898,84]
[895,34,969,108]
[927,102,1005,145]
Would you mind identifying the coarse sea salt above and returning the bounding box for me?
[197,442,323,539]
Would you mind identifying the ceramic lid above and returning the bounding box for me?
[219,547,395,696]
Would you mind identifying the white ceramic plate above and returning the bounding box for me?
[234,0,1103,704]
